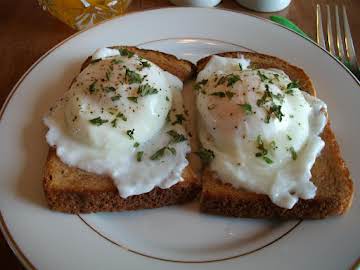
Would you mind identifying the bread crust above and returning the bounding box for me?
[43,47,199,213]
[198,51,354,219]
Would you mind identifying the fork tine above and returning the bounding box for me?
[316,4,326,48]
[335,5,346,64]
[342,5,359,73]
[326,5,335,55]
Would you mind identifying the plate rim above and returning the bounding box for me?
[1,7,359,270]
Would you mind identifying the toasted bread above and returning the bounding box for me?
[43,47,199,214]
[198,51,354,219]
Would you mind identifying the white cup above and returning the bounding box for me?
[169,0,222,7]
[235,0,292,12]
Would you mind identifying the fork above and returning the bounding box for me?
[316,4,360,80]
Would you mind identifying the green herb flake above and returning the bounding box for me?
[287,80,300,90]
[111,95,121,101]
[118,48,134,58]
[210,91,226,98]
[239,63,243,71]
[255,135,273,164]
[136,151,144,162]
[150,146,176,160]
[111,118,117,127]
[263,156,273,164]
[216,76,226,87]
[126,129,135,140]
[89,81,97,94]
[138,60,151,70]
[89,117,108,126]
[287,134,292,141]
[125,68,143,84]
[195,148,215,163]
[166,96,170,101]
[227,74,240,87]
[225,91,235,99]
[270,140,277,150]
[137,83,158,96]
[127,96,138,103]
[167,130,187,144]
[116,112,127,121]
[105,70,111,81]
[257,71,268,82]
[133,142,140,148]
[193,79,208,92]
[239,103,252,114]
[285,89,294,95]
[172,114,186,125]
[104,86,116,92]
[289,147,297,160]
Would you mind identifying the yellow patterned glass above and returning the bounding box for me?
[39,0,132,30]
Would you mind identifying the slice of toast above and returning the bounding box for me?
[43,47,200,214]
[198,51,354,219]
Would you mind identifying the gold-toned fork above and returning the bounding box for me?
[316,4,360,79]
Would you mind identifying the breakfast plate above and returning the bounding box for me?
[0,7,359,270]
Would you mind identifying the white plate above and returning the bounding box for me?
[0,7,359,270]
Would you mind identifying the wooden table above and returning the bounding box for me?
[0,0,359,268]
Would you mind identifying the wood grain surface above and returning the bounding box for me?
[0,0,359,269]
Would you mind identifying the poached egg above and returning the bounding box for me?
[44,47,190,198]
[196,55,327,209]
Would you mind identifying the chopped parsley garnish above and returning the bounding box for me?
[136,151,144,162]
[239,103,252,114]
[287,134,292,141]
[89,117,108,126]
[225,91,235,99]
[285,89,294,95]
[255,135,273,164]
[257,85,285,123]
[127,96,138,103]
[118,48,134,58]
[193,79,208,92]
[257,71,268,82]
[111,95,121,101]
[265,104,284,123]
[210,91,226,98]
[104,86,116,92]
[90,58,101,64]
[289,147,297,160]
[227,74,240,87]
[89,81,97,93]
[111,58,123,64]
[196,148,215,163]
[274,73,280,80]
[126,129,135,140]
[172,114,186,125]
[111,118,117,127]
[105,70,111,81]
[133,142,140,148]
[167,130,186,144]
[116,112,127,121]
[270,140,277,150]
[287,80,300,90]
[150,146,176,160]
[216,76,226,86]
[138,60,151,70]
[137,83,158,96]
[125,68,143,84]
[166,96,170,101]
[239,63,243,71]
